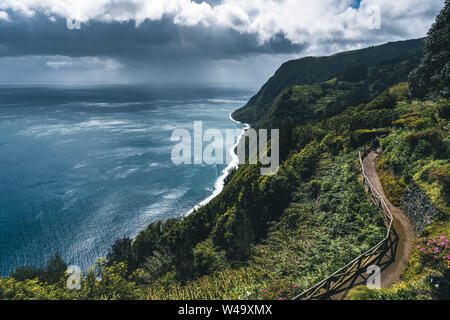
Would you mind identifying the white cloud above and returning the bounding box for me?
[0,11,10,21]
[46,61,73,68]
[45,57,123,70]
[0,1,443,85]
[0,0,443,47]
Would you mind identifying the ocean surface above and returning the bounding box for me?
[0,84,251,276]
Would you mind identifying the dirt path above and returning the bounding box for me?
[362,151,415,288]
[297,151,416,300]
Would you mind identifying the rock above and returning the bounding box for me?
[401,182,440,235]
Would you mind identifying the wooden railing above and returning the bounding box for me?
[292,149,399,300]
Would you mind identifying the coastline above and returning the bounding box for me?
[187,112,250,215]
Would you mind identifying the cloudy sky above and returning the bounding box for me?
[0,0,444,87]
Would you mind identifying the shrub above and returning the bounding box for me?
[261,280,301,300]
[81,259,141,300]
[415,236,450,272]
[352,130,378,147]
[193,239,228,277]
[10,252,67,285]
[107,237,137,272]
[429,165,450,204]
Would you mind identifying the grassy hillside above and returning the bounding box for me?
[232,38,424,127]
[3,81,447,300]
[347,97,450,300]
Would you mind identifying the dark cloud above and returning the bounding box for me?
[0,11,305,62]
[0,0,443,85]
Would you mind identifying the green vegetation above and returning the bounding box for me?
[409,0,450,99]
[375,98,449,214]
[232,38,424,127]
[0,259,140,300]
[242,52,423,130]
[346,3,450,299]
[9,253,67,285]
[347,234,450,300]
[347,96,450,300]
[1,3,449,300]
[140,151,386,300]
[6,82,446,300]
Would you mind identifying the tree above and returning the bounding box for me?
[10,265,42,282]
[44,252,68,284]
[107,237,137,273]
[409,1,450,98]
[140,249,174,285]
[10,252,67,284]
[193,239,227,277]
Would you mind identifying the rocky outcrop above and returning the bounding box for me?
[401,182,440,235]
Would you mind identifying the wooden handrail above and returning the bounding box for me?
[293,150,398,300]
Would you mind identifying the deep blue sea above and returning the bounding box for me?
[0,84,251,276]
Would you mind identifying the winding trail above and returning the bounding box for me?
[324,150,416,300]
[293,149,415,300]
[295,149,417,300]
[361,151,415,289]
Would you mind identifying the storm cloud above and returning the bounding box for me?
[0,0,444,85]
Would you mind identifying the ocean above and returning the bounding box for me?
[0,84,251,276]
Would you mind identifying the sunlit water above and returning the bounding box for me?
[0,84,251,275]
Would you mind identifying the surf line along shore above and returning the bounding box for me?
[184,113,249,215]
[176,113,279,216]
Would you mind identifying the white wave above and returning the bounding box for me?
[20,118,149,137]
[90,102,147,108]
[73,161,88,169]
[115,167,139,179]
[147,162,171,169]
[140,198,174,222]
[163,188,188,200]
[186,113,249,215]
[206,98,248,104]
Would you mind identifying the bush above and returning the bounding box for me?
[10,252,67,285]
[107,237,137,273]
[261,280,301,300]
[352,130,378,147]
[193,240,228,277]
[415,236,450,272]
[81,259,141,300]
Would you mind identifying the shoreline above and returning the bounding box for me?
[186,112,250,215]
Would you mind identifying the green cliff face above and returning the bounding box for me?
[232,38,424,128]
